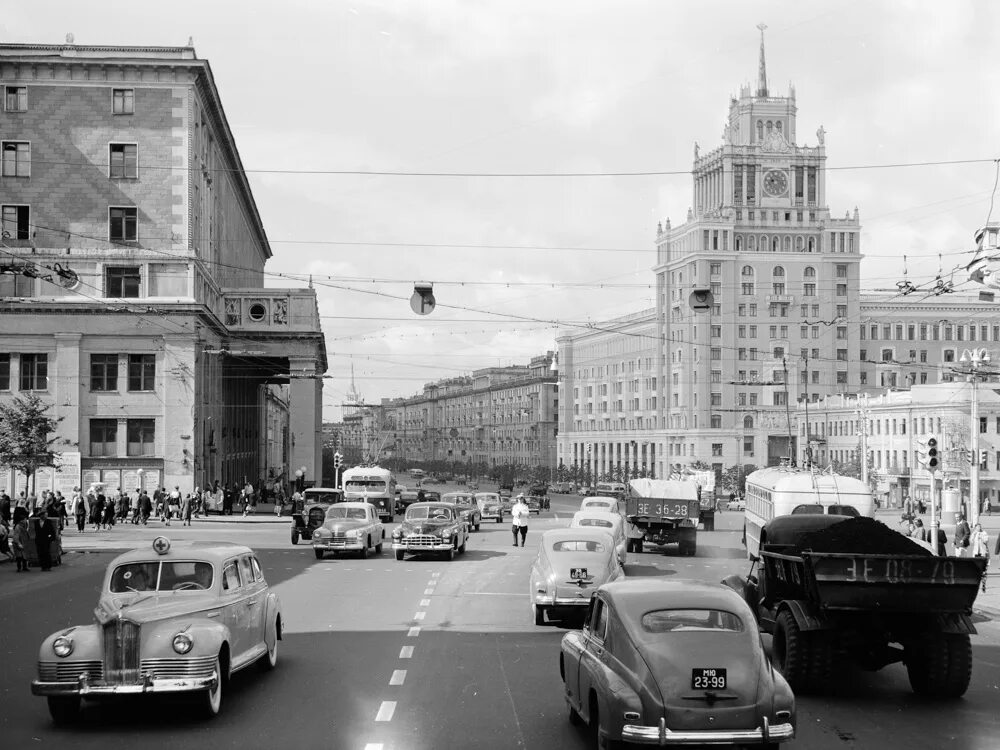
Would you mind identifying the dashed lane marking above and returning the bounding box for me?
[407,626,421,637]
[424,589,434,595]
[420,598,431,606]
[413,611,426,620]
[364,744,383,750]
[375,701,396,722]
[399,646,414,659]
[390,669,406,686]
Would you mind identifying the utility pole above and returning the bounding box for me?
[854,394,871,488]
[958,347,993,527]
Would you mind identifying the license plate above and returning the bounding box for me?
[570,568,588,580]
[692,668,726,690]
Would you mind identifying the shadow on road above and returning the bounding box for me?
[623,563,677,577]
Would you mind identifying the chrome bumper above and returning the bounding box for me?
[312,540,363,550]
[32,674,216,697]
[392,541,452,551]
[621,716,794,745]
[535,594,591,606]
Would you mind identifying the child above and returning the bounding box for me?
[12,513,30,571]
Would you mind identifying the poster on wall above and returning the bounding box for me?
[54,452,82,496]
[35,467,54,494]
[101,470,122,492]
[0,466,8,495]
[15,471,29,496]
[82,469,101,491]
[143,470,160,493]
[122,470,140,493]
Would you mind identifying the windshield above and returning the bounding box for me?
[577,518,613,528]
[406,506,453,521]
[326,506,368,520]
[345,480,387,491]
[641,608,744,633]
[445,495,474,505]
[552,540,606,553]
[304,491,342,504]
[110,561,214,592]
[584,501,612,510]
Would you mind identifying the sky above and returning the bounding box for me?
[6,1,1000,420]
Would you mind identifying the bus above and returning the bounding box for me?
[407,468,426,484]
[341,465,397,522]
[743,466,874,558]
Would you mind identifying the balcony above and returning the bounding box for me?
[766,295,794,304]
[222,288,321,333]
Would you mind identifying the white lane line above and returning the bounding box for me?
[399,646,414,659]
[464,592,523,596]
[375,701,396,722]
[431,571,441,578]
[413,611,426,620]
[407,626,421,637]
[420,598,431,607]
[364,744,384,750]
[390,669,406,686]
[423,588,434,595]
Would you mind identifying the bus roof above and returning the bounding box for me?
[746,467,871,496]
[342,465,392,478]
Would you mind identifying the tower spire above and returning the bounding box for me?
[756,22,768,97]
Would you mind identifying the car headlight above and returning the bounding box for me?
[439,529,452,538]
[392,529,402,538]
[172,633,194,655]
[52,636,74,658]
[346,529,361,538]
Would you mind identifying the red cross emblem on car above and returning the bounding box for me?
[152,536,171,555]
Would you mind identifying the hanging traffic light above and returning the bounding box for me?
[926,436,939,472]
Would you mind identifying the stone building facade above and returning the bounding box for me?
[0,40,326,496]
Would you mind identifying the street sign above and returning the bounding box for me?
[411,283,435,315]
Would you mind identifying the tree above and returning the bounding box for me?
[0,394,63,495]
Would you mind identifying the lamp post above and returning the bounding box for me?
[959,347,992,526]
[853,394,871,489]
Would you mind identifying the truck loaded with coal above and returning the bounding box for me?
[723,514,986,697]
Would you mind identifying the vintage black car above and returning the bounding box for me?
[392,502,468,561]
[290,487,344,545]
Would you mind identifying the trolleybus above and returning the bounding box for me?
[342,465,397,522]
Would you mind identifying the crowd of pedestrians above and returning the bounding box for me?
[0,489,64,571]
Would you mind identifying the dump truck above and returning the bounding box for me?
[626,478,701,556]
[722,514,987,698]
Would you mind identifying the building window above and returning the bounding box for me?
[836,284,847,296]
[836,326,847,340]
[1,141,30,177]
[712,443,723,456]
[1,204,29,240]
[836,371,848,384]
[743,436,755,455]
[836,264,847,278]
[128,354,155,391]
[837,349,848,360]
[4,85,27,112]
[19,353,48,391]
[803,283,816,296]
[90,354,119,392]
[836,304,847,319]
[742,282,755,295]
[110,143,138,178]
[113,88,135,114]
[127,419,155,456]
[772,282,786,295]
[109,207,138,242]
[710,348,721,361]
[105,266,141,298]
[90,419,118,457]
[711,325,722,338]
[773,392,787,406]
[710,414,722,428]
[0,353,8,390]
[710,263,721,275]
[710,392,722,406]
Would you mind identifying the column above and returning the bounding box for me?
[289,357,323,486]
[53,333,82,450]
[163,334,197,494]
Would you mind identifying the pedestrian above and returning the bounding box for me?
[953,513,971,557]
[70,488,89,533]
[274,491,284,518]
[972,523,990,593]
[33,508,56,571]
[130,488,141,524]
[242,482,255,517]
[167,486,181,524]
[139,490,152,525]
[102,492,116,530]
[181,493,193,526]
[12,509,30,571]
[89,490,102,531]
[0,490,10,526]
[511,493,530,547]
[223,484,234,515]
[417,488,426,503]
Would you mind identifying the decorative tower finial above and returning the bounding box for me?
[756,23,768,97]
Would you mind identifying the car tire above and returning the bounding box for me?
[533,603,546,626]
[568,702,583,726]
[375,539,383,554]
[395,550,405,561]
[906,632,972,698]
[201,656,225,718]
[262,621,279,671]
[773,610,809,691]
[47,696,80,725]
[359,541,368,560]
[313,549,324,560]
[445,547,454,561]
[291,529,299,545]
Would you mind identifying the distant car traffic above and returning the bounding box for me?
[559,579,796,748]
[580,496,618,514]
[31,537,281,723]
[526,495,543,514]
[392,502,468,561]
[311,502,385,559]
[476,492,505,524]
[442,491,482,532]
[529,528,622,626]
[727,497,747,511]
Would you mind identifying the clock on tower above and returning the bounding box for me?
[763,169,788,197]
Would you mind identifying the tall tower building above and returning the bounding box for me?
[654,28,862,473]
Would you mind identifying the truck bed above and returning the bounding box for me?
[763,550,986,614]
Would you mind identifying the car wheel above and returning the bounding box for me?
[313,549,324,560]
[395,550,405,561]
[201,656,225,718]
[906,632,972,698]
[773,610,810,691]
[444,547,454,561]
[568,702,583,726]
[533,603,545,626]
[291,529,299,545]
[262,621,279,671]
[458,537,467,554]
[47,696,81,725]
[359,541,368,560]
[375,539,383,554]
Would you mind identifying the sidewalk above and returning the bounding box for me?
[193,504,289,524]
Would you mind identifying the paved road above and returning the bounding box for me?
[3,491,1000,749]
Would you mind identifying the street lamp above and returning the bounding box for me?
[959,347,992,526]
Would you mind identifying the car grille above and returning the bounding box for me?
[140,656,216,680]
[404,535,442,546]
[322,533,352,547]
[103,619,141,684]
[38,660,103,682]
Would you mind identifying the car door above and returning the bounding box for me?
[370,505,383,546]
[578,594,610,722]
[562,596,592,710]
[220,559,248,660]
